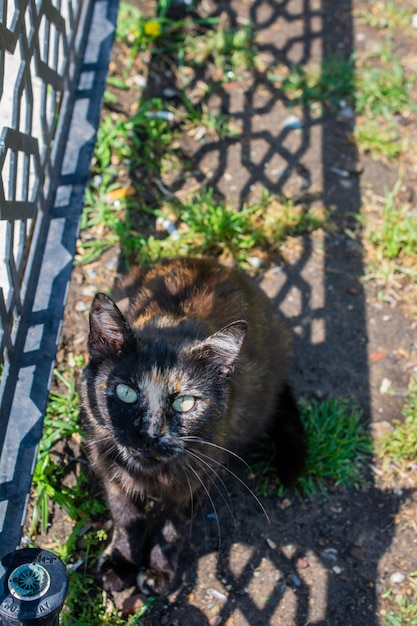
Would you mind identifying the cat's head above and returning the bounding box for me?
[81,293,247,477]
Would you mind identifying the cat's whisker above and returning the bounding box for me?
[184,449,237,528]
[180,465,196,541]
[185,461,222,560]
[180,436,254,474]
[189,447,270,524]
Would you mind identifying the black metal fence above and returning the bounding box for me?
[0,0,119,558]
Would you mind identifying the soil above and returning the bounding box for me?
[28,1,417,624]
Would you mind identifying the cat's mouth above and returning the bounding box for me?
[127,445,178,467]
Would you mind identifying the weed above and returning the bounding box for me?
[30,370,82,534]
[359,179,417,285]
[185,22,255,79]
[382,574,417,625]
[356,59,415,120]
[58,525,156,626]
[356,1,414,31]
[275,55,355,109]
[369,179,417,260]
[251,397,372,497]
[377,376,417,467]
[354,117,402,162]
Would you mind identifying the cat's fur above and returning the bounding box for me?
[80,257,306,594]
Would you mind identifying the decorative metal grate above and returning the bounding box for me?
[0,0,119,557]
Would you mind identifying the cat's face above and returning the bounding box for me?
[81,293,247,478]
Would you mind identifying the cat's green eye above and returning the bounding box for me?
[115,383,138,404]
[172,395,196,413]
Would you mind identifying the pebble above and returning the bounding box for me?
[146,111,174,122]
[162,87,177,98]
[320,548,338,563]
[390,572,405,585]
[412,13,417,28]
[333,566,343,575]
[74,300,88,312]
[266,537,277,550]
[207,588,228,604]
[379,378,392,395]
[282,114,303,129]
[132,74,147,88]
[339,105,354,120]
[347,545,365,560]
[248,256,263,269]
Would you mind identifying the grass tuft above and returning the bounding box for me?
[251,397,372,498]
[377,376,417,467]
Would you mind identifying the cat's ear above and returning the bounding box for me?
[197,320,248,377]
[88,293,132,359]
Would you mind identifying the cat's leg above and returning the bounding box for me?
[97,484,146,592]
[268,382,307,487]
[139,510,188,595]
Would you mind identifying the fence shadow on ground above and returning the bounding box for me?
[118,0,403,624]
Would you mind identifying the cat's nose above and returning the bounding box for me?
[138,428,160,443]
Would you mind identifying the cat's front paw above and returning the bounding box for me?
[97,552,138,592]
[137,566,173,596]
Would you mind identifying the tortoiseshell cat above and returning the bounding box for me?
[80,257,306,594]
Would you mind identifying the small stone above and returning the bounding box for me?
[132,74,147,88]
[347,545,365,560]
[379,378,392,395]
[282,114,303,129]
[266,537,277,550]
[333,566,343,575]
[390,572,405,585]
[339,106,354,119]
[321,548,338,562]
[412,13,417,28]
[162,87,177,98]
[74,300,88,312]
[247,256,263,269]
[207,588,228,604]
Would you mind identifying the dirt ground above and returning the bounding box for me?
[34,0,417,624]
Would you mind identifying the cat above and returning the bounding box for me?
[80,256,306,594]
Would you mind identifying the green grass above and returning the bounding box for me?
[184,22,255,79]
[382,574,417,625]
[30,369,83,534]
[356,1,415,32]
[359,178,417,284]
[356,59,415,120]
[251,397,372,497]
[368,179,417,261]
[275,54,355,109]
[354,118,402,162]
[79,184,326,269]
[378,376,417,467]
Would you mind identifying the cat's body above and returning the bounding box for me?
[80,257,306,594]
